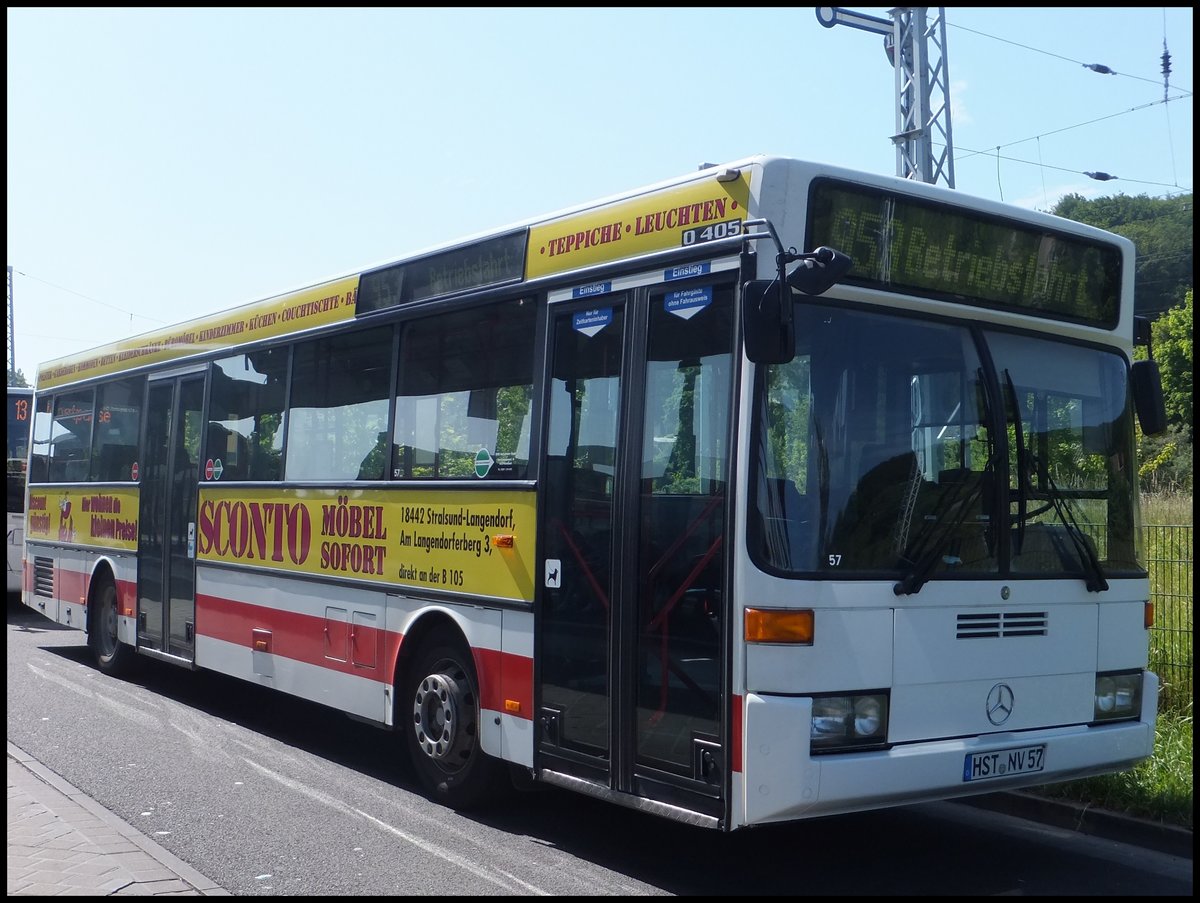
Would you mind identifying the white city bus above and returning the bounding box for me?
[8,385,33,593]
[22,155,1167,830]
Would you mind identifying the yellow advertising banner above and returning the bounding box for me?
[526,171,752,280]
[26,487,140,551]
[37,276,361,391]
[196,486,537,603]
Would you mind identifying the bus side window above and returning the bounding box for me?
[29,396,53,484]
[48,389,95,483]
[209,349,289,482]
[89,377,144,482]
[393,298,535,479]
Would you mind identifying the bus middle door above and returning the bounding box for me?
[138,372,204,662]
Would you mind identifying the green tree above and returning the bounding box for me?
[1053,193,1193,492]
[7,368,29,387]
[1051,192,1193,319]
[1153,290,1193,438]
[1134,290,1195,493]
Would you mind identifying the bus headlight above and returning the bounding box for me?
[1093,671,1142,721]
[810,692,889,752]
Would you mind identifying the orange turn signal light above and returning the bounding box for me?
[1144,601,1155,630]
[745,608,814,644]
[493,534,515,549]
[504,699,522,714]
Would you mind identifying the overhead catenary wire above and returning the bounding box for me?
[948,11,1191,196]
[10,269,167,326]
[949,20,1192,96]
[952,143,1188,192]
[955,94,1190,169]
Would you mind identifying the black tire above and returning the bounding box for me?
[402,627,506,810]
[89,578,136,677]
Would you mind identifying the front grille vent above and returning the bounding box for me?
[957,611,1047,639]
[33,557,54,598]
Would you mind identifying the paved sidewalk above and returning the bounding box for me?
[8,742,228,896]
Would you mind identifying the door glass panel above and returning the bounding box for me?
[541,305,624,758]
[636,286,732,779]
[139,383,173,648]
[167,378,203,656]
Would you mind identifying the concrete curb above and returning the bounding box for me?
[8,741,230,896]
[956,790,1194,859]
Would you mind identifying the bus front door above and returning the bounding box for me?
[538,282,732,820]
[138,373,204,662]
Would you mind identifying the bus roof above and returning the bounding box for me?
[35,154,1132,390]
[35,155,772,390]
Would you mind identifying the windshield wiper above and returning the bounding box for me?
[893,458,993,596]
[1039,467,1110,593]
[1004,370,1028,555]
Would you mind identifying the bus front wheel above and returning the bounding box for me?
[89,577,135,677]
[402,627,504,810]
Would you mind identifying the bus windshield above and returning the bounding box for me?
[749,302,1140,582]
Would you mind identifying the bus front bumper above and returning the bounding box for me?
[739,673,1158,828]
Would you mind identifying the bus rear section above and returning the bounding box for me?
[733,296,1156,827]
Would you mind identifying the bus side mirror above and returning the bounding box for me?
[742,246,851,365]
[742,280,794,364]
[1131,359,1167,436]
[787,247,853,296]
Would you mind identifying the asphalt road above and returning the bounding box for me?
[7,595,1193,896]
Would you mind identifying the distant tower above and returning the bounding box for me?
[817,6,956,188]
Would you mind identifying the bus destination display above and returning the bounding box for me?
[808,179,1122,329]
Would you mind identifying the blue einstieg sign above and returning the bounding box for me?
[572,281,612,299]
[664,286,712,320]
[665,262,710,281]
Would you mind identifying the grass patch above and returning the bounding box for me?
[1030,704,1193,829]
[1142,490,1194,526]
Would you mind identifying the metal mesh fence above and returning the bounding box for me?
[1144,524,1193,709]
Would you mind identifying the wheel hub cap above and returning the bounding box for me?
[413,673,462,761]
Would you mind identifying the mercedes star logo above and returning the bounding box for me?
[986,683,1015,726]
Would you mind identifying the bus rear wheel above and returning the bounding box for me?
[89,577,135,677]
[402,627,504,810]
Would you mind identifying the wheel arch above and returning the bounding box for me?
[85,557,120,639]
[392,607,475,701]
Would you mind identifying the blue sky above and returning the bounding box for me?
[6,7,1193,383]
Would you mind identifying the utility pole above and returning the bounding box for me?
[816,7,956,188]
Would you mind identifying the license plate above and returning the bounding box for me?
[963,744,1045,782]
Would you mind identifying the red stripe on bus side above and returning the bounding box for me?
[193,593,533,721]
[57,567,88,607]
[44,565,135,617]
[118,578,136,617]
[196,593,398,682]
[475,647,534,720]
